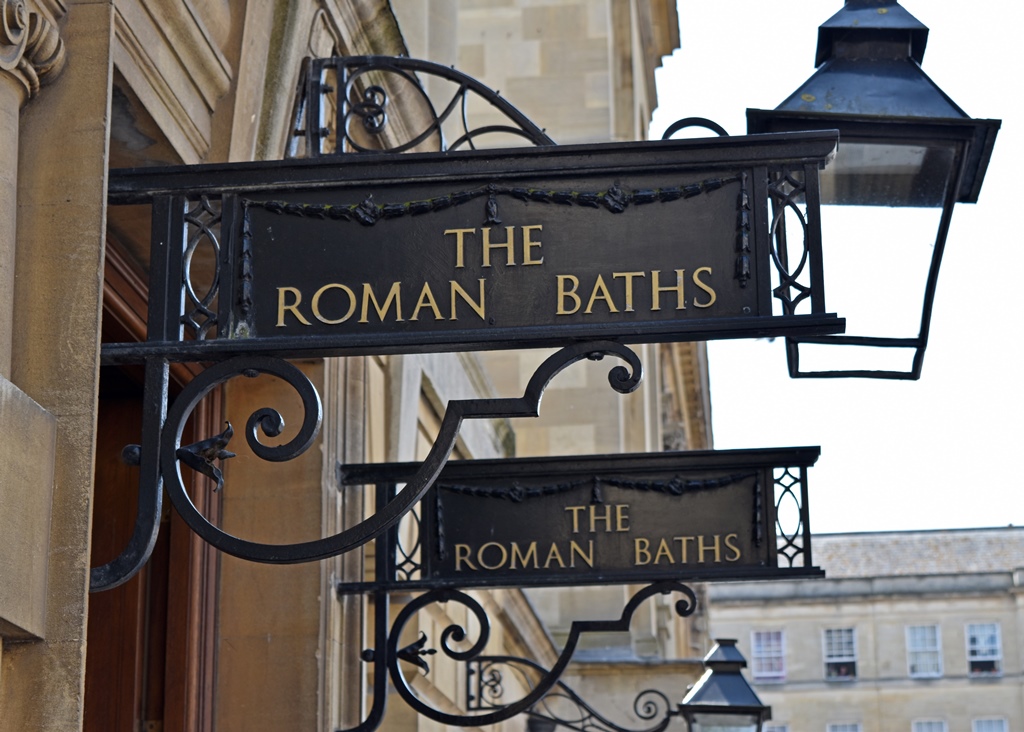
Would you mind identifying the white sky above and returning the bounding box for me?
[650,1,1024,534]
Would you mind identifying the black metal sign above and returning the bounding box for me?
[338,447,822,592]
[248,172,747,341]
[104,131,842,363]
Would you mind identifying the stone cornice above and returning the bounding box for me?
[0,0,65,103]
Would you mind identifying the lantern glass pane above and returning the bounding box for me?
[689,712,761,732]
[820,141,956,207]
[816,204,941,335]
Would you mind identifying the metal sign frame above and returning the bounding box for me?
[103,130,841,364]
[337,447,822,593]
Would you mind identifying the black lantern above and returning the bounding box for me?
[747,0,1000,379]
[678,639,772,732]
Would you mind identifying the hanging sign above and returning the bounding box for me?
[338,447,823,591]
[237,133,840,354]
[106,131,841,359]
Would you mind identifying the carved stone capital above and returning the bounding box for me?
[0,0,65,103]
[0,0,29,69]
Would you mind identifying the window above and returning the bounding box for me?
[972,719,1007,732]
[824,628,857,680]
[906,625,942,678]
[912,721,947,732]
[765,726,789,732]
[827,724,861,732]
[751,630,786,683]
[966,623,1002,676]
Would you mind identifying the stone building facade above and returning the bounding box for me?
[708,528,1024,732]
[0,2,706,731]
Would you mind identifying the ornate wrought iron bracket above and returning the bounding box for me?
[345,578,696,732]
[470,656,677,732]
[290,55,556,155]
[90,341,642,591]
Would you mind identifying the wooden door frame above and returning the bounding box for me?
[87,238,220,732]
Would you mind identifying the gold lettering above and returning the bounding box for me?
[585,274,619,314]
[410,282,444,321]
[544,543,566,569]
[570,540,594,568]
[692,266,717,308]
[698,534,722,563]
[674,536,694,563]
[510,542,539,569]
[556,275,581,315]
[455,544,477,571]
[565,506,586,534]
[312,284,357,325]
[653,538,674,564]
[482,226,515,267]
[615,504,630,532]
[589,504,613,533]
[613,272,645,312]
[450,279,486,320]
[477,542,508,570]
[445,228,475,268]
[276,287,311,327]
[359,282,403,323]
[651,269,686,311]
[724,533,742,562]
[522,225,544,265]
[634,538,652,566]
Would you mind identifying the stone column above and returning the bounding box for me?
[0,0,31,378]
[0,0,65,647]
[0,0,63,376]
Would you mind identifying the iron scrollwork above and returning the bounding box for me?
[471,658,676,732]
[366,582,696,730]
[91,340,643,589]
[293,55,556,156]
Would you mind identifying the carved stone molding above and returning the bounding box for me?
[112,0,232,163]
[0,0,65,102]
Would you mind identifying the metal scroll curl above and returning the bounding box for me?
[383,581,695,728]
[474,659,675,732]
[91,340,642,589]
[296,56,557,156]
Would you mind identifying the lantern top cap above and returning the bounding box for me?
[816,0,929,66]
[703,638,747,668]
[747,0,1001,205]
[680,640,769,714]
